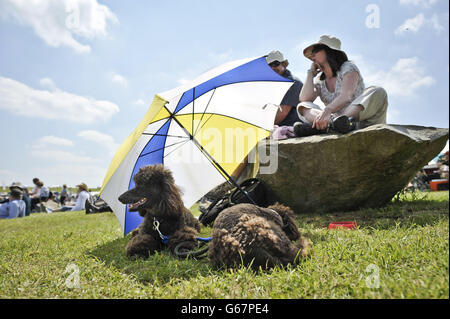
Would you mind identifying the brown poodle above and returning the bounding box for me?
[118,164,201,259]
[208,203,312,270]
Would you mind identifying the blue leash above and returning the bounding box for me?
[153,217,212,244]
[161,236,211,245]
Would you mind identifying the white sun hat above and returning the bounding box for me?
[303,35,345,60]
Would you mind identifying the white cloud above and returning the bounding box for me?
[32,163,107,188]
[355,56,435,98]
[30,149,102,164]
[387,108,402,124]
[399,0,439,7]
[25,134,109,187]
[0,75,119,124]
[39,77,58,91]
[0,169,17,188]
[207,49,234,65]
[35,135,74,148]
[430,13,445,33]
[29,134,97,164]
[174,49,238,87]
[395,13,426,34]
[0,0,118,54]
[110,73,128,87]
[78,130,119,155]
[395,13,446,35]
[177,77,191,86]
[132,99,147,107]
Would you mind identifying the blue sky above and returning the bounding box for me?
[0,0,448,188]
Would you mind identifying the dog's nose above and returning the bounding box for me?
[118,192,128,204]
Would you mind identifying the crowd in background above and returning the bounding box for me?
[0,177,113,219]
[0,178,93,219]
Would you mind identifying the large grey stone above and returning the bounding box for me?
[256,124,449,214]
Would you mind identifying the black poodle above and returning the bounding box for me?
[208,202,312,270]
[118,164,201,259]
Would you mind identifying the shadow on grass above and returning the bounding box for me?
[89,235,214,284]
[296,191,449,230]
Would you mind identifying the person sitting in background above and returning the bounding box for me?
[266,50,304,126]
[0,189,26,219]
[34,181,50,212]
[30,178,40,198]
[30,178,42,211]
[233,51,304,178]
[10,182,31,216]
[0,182,31,216]
[48,183,91,213]
[438,151,449,180]
[59,184,68,206]
[295,35,388,136]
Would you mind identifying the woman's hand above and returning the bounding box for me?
[300,63,320,102]
[312,108,332,131]
[308,62,321,77]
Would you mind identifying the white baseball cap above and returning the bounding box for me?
[266,50,286,64]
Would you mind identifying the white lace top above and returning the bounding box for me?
[314,61,365,107]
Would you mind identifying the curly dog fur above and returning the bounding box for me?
[118,164,201,259]
[208,202,312,270]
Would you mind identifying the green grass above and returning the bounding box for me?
[0,191,448,299]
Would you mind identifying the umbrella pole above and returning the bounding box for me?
[170,114,257,205]
[193,138,257,205]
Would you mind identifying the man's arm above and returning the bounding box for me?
[3,202,19,219]
[0,203,8,219]
[275,80,303,125]
[274,105,292,125]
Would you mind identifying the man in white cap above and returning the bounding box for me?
[266,50,304,126]
[0,188,26,219]
[10,182,31,216]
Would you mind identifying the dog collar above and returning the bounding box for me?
[153,217,169,244]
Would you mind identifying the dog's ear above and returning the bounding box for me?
[140,165,183,218]
[156,183,184,218]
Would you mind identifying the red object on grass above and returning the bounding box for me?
[429,179,449,191]
[328,221,357,229]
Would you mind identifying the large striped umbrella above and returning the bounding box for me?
[100,56,294,235]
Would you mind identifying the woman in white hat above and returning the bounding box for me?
[294,35,388,136]
[48,183,91,213]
